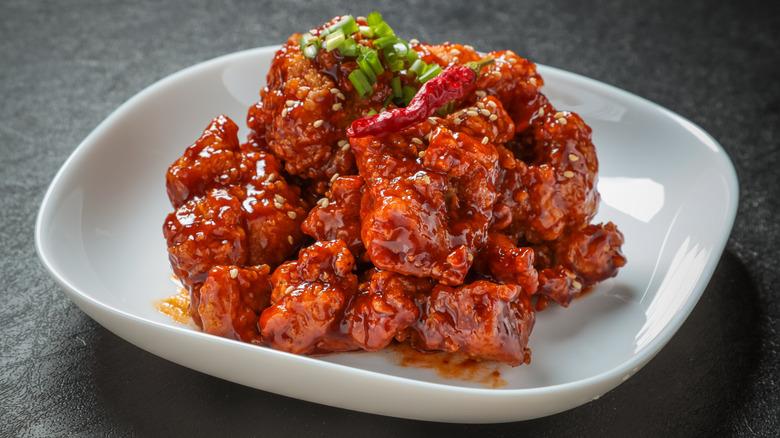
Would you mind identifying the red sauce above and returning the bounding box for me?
[386,342,507,389]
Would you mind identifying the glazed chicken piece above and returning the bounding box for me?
[414,44,544,133]
[343,269,435,351]
[164,116,310,324]
[473,232,539,295]
[351,97,516,285]
[534,222,626,307]
[411,280,535,366]
[259,239,359,354]
[254,17,400,194]
[198,264,273,343]
[164,187,248,326]
[492,95,600,244]
[301,175,366,259]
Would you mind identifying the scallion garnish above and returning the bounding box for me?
[419,64,443,83]
[325,29,346,52]
[357,56,378,83]
[337,38,359,57]
[328,15,359,36]
[349,69,373,97]
[364,50,384,75]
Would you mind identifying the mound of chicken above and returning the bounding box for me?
[162,13,626,366]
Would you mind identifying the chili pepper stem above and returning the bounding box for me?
[465,58,494,76]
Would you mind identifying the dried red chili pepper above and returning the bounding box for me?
[346,58,494,138]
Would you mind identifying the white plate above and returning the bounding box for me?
[35,45,738,423]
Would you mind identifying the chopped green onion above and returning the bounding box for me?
[364,50,384,74]
[325,29,345,52]
[303,43,319,59]
[299,32,320,58]
[373,35,397,51]
[392,41,409,57]
[366,12,383,27]
[373,21,394,38]
[349,69,373,97]
[357,56,377,83]
[404,46,418,63]
[419,64,443,83]
[328,15,359,36]
[337,37,359,57]
[390,76,402,98]
[408,59,427,77]
[366,108,378,116]
[359,25,374,38]
[384,49,404,72]
[402,85,417,106]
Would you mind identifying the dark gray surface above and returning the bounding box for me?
[2,0,778,436]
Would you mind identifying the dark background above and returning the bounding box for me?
[2,0,778,436]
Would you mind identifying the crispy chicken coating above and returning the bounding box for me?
[259,240,358,355]
[411,280,535,366]
[343,269,434,351]
[198,265,273,343]
[301,175,365,258]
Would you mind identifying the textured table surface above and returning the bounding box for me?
[2,0,778,436]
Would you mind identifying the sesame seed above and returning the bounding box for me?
[428,117,438,125]
[480,108,491,117]
[554,111,565,119]
[529,77,537,87]
[332,103,342,111]
[285,100,295,107]
[341,143,350,151]
[481,136,489,145]
[572,280,582,290]
[229,268,238,279]
[424,132,432,141]
[559,118,568,125]
[337,92,345,100]
[450,48,461,56]
[274,194,284,203]
[464,45,474,51]
[412,137,423,145]
[274,202,283,209]
[475,90,487,98]
[487,100,497,108]
[418,150,426,158]
[453,117,463,125]
[313,119,324,128]
[563,170,575,178]
[267,173,276,182]
[508,57,517,64]
[409,38,420,44]
[284,285,294,295]
[338,140,348,147]
[281,108,289,117]
[421,174,431,184]
[287,235,294,245]
[569,153,579,161]
[467,253,474,263]
[321,198,329,208]
[287,211,297,219]
[330,173,340,182]
[330,88,339,94]
[466,110,479,117]
[476,102,485,109]
[537,108,545,117]
[489,114,498,121]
